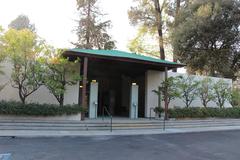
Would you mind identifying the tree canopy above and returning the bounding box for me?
[8,15,35,32]
[171,0,240,78]
[1,28,44,104]
[74,0,116,50]
[40,48,81,106]
[128,0,167,59]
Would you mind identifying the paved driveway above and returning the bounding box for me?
[0,130,240,160]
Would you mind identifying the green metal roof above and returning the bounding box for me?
[67,48,183,66]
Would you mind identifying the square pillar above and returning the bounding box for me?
[89,81,98,119]
[130,83,139,119]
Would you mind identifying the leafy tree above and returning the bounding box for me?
[166,0,190,71]
[0,26,5,74]
[128,26,159,57]
[213,79,231,108]
[0,26,8,92]
[153,77,180,109]
[176,75,199,108]
[197,77,215,107]
[75,0,115,50]
[1,29,43,104]
[229,88,240,107]
[128,0,167,59]
[171,0,240,78]
[40,48,81,106]
[152,86,162,111]
[8,15,35,32]
[161,77,180,106]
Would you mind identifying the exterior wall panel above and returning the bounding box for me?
[145,70,233,118]
[0,61,79,105]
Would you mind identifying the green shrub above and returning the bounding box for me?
[168,107,240,119]
[229,88,240,107]
[154,107,164,113]
[0,101,83,116]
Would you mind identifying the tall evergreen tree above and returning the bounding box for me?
[75,0,115,50]
[8,15,35,32]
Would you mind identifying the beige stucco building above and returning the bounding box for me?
[0,49,232,119]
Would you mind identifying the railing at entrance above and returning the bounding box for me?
[102,106,113,132]
[149,107,166,131]
[149,107,155,120]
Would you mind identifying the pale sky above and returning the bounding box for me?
[0,0,136,51]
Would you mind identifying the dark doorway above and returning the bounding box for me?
[98,76,122,117]
[87,58,145,118]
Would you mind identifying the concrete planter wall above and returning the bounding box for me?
[0,113,81,121]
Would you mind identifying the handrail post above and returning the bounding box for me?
[102,106,104,121]
[110,116,112,132]
[150,107,155,120]
[102,106,113,132]
[163,115,166,131]
[150,108,152,120]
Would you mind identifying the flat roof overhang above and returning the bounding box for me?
[63,49,185,71]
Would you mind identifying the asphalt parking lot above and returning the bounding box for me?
[1,130,240,160]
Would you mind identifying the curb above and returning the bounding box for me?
[1,126,240,138]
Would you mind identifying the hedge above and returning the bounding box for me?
[0,101,83,116]
[167,107,240,119]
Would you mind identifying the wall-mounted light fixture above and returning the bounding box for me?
[92,80,97,83]
[79,85,83,88]
[132,82,137,85]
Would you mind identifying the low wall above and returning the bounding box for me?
[168,72,232,108]
[0,61,79,105]
[145,70,233,117]
[0,113,81,121]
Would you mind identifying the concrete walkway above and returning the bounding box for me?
[1,125,240,137]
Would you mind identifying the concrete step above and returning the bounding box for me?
[1,118,240,124]
[0,119,240,131]
[0,123,240,131]
[0,120,239,126]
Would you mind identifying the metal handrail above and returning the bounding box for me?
[102,106,113,132]
[163,115,166,131]
[149,107,155,120]
[149,107,166,131]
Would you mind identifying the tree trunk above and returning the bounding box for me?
[20,95,26,104]
[19,87,26,104]
[86,1,91,49]
[154,0,165,60]
[176,0,181,15]
[60,94,64,106]
[158,87,161,108]
[186,98,190,108]
[203,101,207,108]
[185,0,190,7]
[172,0,181,72]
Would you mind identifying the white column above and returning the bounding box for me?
[145,70,165,118]
[89,81,98,119]
[129,83,139,119]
